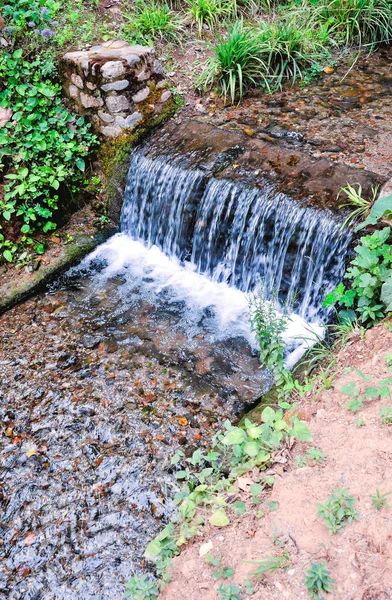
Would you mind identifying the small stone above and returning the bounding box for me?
[100,60,126,79]
[98,111,114,124]
[153,59,165,75]
[195,103,207,114]
[316,408,326,419]
[105,94,131,112]
[199,540,213,557]
[116,111,143,129]
[156,79,168,89]
[160,90,171,103]
[132,87,150,103]
[101,123,123,137]
[70,73,84,89]
[0,107,12,127]
[101,80,129,92]
[86,82,96,91]
[80,92,104,109]
[124,54,141,67]
[0,37,8,47]
[68,85,80,100]
[137,69,151,82]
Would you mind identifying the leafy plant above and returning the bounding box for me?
[306,447,326,464]
[218,583,243,600]
[323,227,392,325]
[317,487,358,533]
[305,561,334,599]
[124,574,159,599]
[369,488,391,510]
[205,553,235,579]
[0,49,96,263]
[295,454,308,467]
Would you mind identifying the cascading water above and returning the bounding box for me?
[121,151,351,326]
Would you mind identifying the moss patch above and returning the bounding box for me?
[99,93,181,222]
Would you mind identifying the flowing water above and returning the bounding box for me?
[0,145,352,599]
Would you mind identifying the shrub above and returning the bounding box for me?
[0,50,96,263]
[198,20,270,102]
[323,227,392,325]
[257,16,329,88]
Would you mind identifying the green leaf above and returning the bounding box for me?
[340,381,358,397]
[267,501,279,511]
[250,483,262,496]
[222,428,245,446]
[209,510,230,527]
[357,196,392,230]
[75,158,85,172]
[3,250,13,262]
[232,501,246,515]
[290,419,312,441]
[243,441,259,457]
[261,406,276,425]
[144,539,162,559]
[381,277,392,312]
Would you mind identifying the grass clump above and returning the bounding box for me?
[198,20,270,102]
[305,562,334,599]
[123,0,183,44]
[188,0,235,34]
[317,0,392,48]
[317,487,358,533]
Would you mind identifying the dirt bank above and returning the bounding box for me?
[160,321,392,600]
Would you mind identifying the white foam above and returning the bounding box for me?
[78,234,325,367]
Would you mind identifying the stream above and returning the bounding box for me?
[0,64,383,596]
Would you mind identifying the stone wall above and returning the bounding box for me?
[60,40,172,137]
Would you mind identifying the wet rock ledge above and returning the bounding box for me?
[61,40,172,137]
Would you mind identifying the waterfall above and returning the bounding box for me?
[121,151,350,322]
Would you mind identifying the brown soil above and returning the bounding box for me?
[160,322,392,600]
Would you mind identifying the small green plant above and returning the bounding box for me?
[218,583,243,600]
[305,561,334,599]
[338,183,378,229]
[306,447,326,464]
[380,404,392,424]
[355,417,365,427]
[369,488,391,510]
[205,553,235,579]
[249,553,290,578]
[323,227,392,325]
[124,574,159,599]
[317,488,358,533]
[340,381,363,412]
[295,454,308,467]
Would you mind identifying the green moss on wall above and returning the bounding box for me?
[99,92,182,222]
